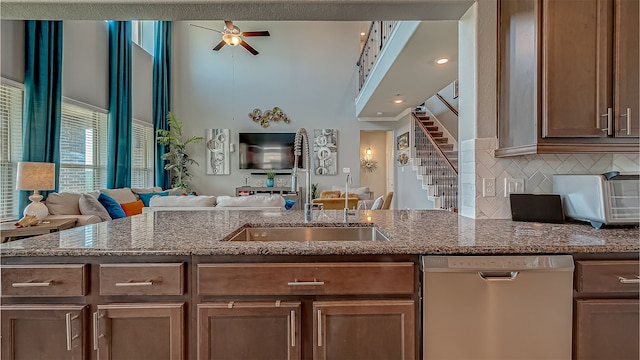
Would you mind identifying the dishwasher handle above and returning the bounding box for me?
[478,271,519,281]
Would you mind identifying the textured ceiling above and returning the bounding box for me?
[0,0,474,20]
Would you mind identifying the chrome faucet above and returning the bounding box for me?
[292,128,313,222]
[344,174,353,223]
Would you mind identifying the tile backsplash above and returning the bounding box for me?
[460,138,640,219]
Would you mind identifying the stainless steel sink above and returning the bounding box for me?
[225,225,390,242]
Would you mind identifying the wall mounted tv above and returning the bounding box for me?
[238,132,302,170]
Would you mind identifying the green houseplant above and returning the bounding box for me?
[265,170,276,187]
[157,112,203,193]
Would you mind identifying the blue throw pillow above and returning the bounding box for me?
[138,191,169,207]
[98,192,127,219]
[284,199,296,210]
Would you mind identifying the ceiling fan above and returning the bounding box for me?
[190,21,270,55]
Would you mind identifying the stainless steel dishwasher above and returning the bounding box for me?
[422,255,574,360]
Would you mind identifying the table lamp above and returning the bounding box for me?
[16,162,55,220]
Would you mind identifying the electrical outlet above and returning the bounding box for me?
[504,178,525,197]
[343,168,350,174]
[483,178,496,197]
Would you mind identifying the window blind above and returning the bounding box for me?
[131,119,155,188]
[59,101,108,193]
[0,81,24,220]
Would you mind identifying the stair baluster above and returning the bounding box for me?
[411,111,458,211]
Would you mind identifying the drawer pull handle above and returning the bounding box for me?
[287,279,324,286]
[618,276,640,284]
[93,312,99,351]
[317,309,323,347]
[115,281,153,287]
[12,281,52,287]
[290,310,296,347]
[66,313,73,351]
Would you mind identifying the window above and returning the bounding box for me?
[0,80,24,220]
[131,120,155,188]
[59,100,108,193]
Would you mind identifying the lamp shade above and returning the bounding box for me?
[16,162,55,191]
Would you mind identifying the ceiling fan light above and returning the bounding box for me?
[223,33,241,46]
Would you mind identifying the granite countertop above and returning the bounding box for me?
[1,209,638,257]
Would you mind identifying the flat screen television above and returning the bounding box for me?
[238,132,301,170]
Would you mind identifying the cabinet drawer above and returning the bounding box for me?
[100,263,184,295]
[198,262,414,296]
[575,260,640,294]
[1,264,88,297]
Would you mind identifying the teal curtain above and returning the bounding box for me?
[107,21,132,189]
[19,21,63,216]
[153,21,172,189]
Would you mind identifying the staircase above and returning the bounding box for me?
[410,111,458,211]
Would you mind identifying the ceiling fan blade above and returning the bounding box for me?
[212,40,226,51]
[189,23,222,34]
[239,40,259,55]
[241,31,270,37]
[224,20,234,30]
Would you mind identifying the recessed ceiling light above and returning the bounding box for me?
[360,32,366,36]
[377,111,383,115]
[436,58,449,65]
[393,94,404,104]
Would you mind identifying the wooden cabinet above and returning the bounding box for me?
[95,303,185,360]
[313,300,415,360]
[95,262,187,360]
[1,264,90,359]
[573,259,639,360]
[197,302,301,360]
[1,304,88,360]
[1,259,189,360]
[497,0,639,156]
[196,261,417,360]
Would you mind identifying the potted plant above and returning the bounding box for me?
[265,170,276,187]
[157,112,203,193]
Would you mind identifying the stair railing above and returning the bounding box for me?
[412,112,458,211]
[412,112,458,175]
[357,21,397,90]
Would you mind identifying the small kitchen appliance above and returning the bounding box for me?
[553,172,640,228]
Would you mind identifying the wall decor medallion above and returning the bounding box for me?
[248,107,290,128]
[313,129,337,175]
[360,158,378,173]
[206,128,230,175]
[397,152,409,166]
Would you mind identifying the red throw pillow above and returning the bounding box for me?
[120,200,144,216]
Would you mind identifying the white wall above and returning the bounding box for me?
[62,21,109,110]
[132,44,152,123]
[1,20,25,83]
[172,21,394,196]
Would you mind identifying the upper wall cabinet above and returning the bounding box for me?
[497,0,639,157]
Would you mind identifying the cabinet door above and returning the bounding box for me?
[95,303,184,360]
[1,305,87,360]
[575,299,639,360]
[543,0,613,137]
[614,0,640,137]
[313,300,415,360]
[197,302,301,360]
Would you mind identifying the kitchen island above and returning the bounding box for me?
[1,209,638,256]
[1,209,638,360]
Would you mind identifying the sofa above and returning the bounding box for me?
[43,187,185,227]
[144,194,289,212]
[44,188,292,225]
